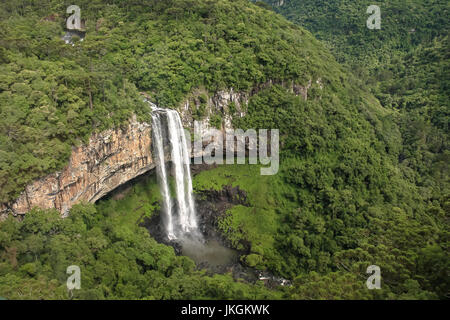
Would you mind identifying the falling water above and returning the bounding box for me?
[151,106,199,240]
[151,111,176,240]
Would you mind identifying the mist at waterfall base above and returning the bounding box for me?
[151,106,237,268]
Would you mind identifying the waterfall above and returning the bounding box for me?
[151,111,176,240]
[151,105,199,240]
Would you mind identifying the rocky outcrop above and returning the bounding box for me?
[1,115,153,217]
[179,88,248,131]
[179,79,321,131]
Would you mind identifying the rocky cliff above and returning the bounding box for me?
[1,80,316,218]
[1,115,153,217]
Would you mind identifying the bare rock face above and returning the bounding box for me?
[1,115,153,217]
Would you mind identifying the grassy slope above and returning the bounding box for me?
[194,165,282,267]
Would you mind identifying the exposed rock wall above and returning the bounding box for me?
[1,115,153,217]
[0,80,318,218]
[179,88,248,131]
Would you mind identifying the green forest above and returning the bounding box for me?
[0,0,448,300]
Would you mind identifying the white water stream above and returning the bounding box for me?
[151,106,199,240]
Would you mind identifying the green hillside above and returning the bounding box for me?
[259,0,449,197]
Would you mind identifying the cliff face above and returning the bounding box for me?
[1,81,316,218]
[1,115,153,217]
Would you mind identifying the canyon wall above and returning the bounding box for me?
[0,80,316,218]
[1,115,153,217]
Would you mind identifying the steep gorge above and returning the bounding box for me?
[1,79,315,219]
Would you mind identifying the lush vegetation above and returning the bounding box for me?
[0,174,281,299]
[0,0,448,300]
[194,83,448,299]
[259,0,449,209]
[250,0,449,298]
[259,0,449,71]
